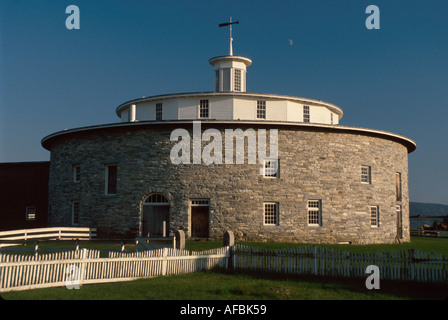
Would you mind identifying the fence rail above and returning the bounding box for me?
[0,227,97,248]
[0,247,230,293]
[232,244,448,284]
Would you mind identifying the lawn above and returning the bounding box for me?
[5,235,448,254]
[2,269,447,301]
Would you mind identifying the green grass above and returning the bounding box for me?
[2,269,447,300]
[187,236,448,253]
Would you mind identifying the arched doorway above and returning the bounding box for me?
[142,194,170,237]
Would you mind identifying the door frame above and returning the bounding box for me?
[189,199,210,238]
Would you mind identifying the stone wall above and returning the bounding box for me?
[47,122,410,244]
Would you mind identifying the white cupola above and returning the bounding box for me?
[209,18,252,92]
[209,55,252,92]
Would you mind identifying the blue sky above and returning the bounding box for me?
[0,0,447,204]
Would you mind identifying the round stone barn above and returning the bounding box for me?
[41,46,416,244]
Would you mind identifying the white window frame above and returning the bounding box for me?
[263,202,279,226]
[26,206,36,221]
[361,165,371,184]
[156,103,163,121]
[370,206,379,227]
[307,200,321,226]
[73,164,81,183]
[263,159,279,178]
[234,69,241,92]
[144,193,169,205]
[72,201,80,226]
[257,100,266,119]
[303,105,310,123]
[190,199,210,206]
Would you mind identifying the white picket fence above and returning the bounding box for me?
[0,247,230,293]
[1,244,447,293]
[232,244,448,284]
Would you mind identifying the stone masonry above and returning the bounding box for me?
[46,122,411,244]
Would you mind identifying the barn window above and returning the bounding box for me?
[395,172,402,201]
[370,206,379,227]
[263,160,279,178]
[396,205,403,239]
[222,68,231,91]
[361,166,371,184]
[191,199,210,206]
[26,206,36,221]
[72,201,80,225]
[307,200,321,226]
[73,164,81,182]
[144,194,169,204]
[215,70,220,92]
[156,103,163,121]
[105,164,117,195]
[264,202,278,225]
[199,100,209,118]
[234,69,242,92]
[303,106,310,123]
[257,100,266,119]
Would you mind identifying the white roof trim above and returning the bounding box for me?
[41,120,416,153]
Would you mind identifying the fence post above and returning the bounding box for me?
[161,247,168,276]
[409,249,415,282]
[223,230,234,247]
[34,241,39,259]
[312,246,318,276]
[223,231,234,270]
[175,230,185,250]
[79,248,88,287]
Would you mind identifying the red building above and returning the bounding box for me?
[0,162,49,231]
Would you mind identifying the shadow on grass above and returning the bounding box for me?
[214,267,448,300]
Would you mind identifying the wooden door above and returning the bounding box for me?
[142,205,170,237]
[191,206,209,238]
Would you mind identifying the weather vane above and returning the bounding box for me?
[219,17,239,56]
